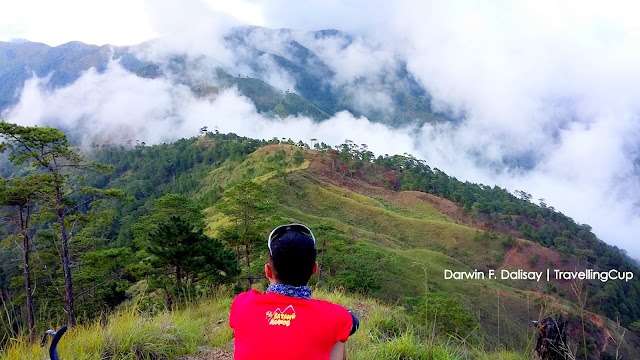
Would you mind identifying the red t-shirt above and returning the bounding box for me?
[229,289,353,360]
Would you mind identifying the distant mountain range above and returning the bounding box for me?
[0,26,451,126]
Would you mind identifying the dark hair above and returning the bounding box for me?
[268,230,316,286]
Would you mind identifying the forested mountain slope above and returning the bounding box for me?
[1,131,638,359]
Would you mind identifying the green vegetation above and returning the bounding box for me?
[0,130,261,340]
[1,126,638,359]
[215,180,273,267]
[0,122,123,331]
[215,68,330,121]
[146,216,239,296]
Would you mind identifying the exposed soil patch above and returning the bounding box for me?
[587,314,604,328]
[410,192,469,222]
[306,159,467,221]
[527,290,557,303]
[306,158,387,197]
[499,240,586,298]
[499,242,565,272]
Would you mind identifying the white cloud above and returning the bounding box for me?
[295,34,395,85]
[203,91,416,156]
[254,54,297,92]
[4,61,196,145]
[133,0,238,65]
[4,60,417,162]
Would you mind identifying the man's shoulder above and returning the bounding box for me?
[231,289,261,306]
[306,298,354,338]
[231,290,348,315]
[306,298,349,314]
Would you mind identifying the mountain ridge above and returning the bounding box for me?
[0,27,451,128]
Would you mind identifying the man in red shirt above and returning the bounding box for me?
[229,223,359,360]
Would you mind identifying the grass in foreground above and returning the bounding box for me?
[1,289,529,360]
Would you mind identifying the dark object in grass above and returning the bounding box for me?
[41,326,67,360]
[533,317,568,360]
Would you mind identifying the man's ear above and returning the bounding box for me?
[311,261,319,275]
[265,263,274,280]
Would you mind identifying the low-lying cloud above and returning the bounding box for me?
[2,60,418,159]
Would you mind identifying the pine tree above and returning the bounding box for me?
[148,216,239,292]
[0,175,53,340]
[0,122,120,327]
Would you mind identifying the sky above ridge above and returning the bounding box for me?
[1,0,640,258]
[0,0,263,46]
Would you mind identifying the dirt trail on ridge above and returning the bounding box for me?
[178,346,232,360]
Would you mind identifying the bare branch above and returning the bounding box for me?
[73,272,123,300]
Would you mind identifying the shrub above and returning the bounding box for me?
[408,292,479,341]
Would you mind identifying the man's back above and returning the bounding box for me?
[230,289,353,360]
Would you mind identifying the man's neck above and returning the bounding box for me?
[266,283,312,299]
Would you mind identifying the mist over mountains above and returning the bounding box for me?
[0,19,639,258]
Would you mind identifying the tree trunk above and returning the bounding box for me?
[21,229,35,341]
[164,288,173,309]
[317,239,326,285]
[56,185,76,327]
[176,265,181,289]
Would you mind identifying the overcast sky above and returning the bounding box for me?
[1,0,640,258]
